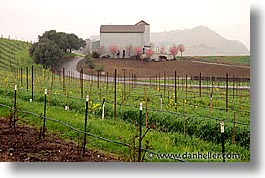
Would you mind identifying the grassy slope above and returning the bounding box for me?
[188,56,250,65]
[0,38,32,69]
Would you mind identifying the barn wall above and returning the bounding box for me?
[143,25,150,48]
[90,40,100,53]
[100,33,144,57]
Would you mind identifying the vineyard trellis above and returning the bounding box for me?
[0,64,250,161]
[0,100,184,162]
[0,37,250,161]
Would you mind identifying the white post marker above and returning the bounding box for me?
[86,95,89,102]
[220,121,225,162]
[44,89,47,95]
[15,85,17,91]
[102,103,105,119]
[220,121,224,133]
[210,94,213,115]
[140,102,143,111]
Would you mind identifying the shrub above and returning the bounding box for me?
[95,65,104,72]
[85,58,96,70]
[85,54,92,59]
[92,51,99,58]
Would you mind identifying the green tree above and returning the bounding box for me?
[38,30,85,53]
[39,30,69,53]
[79,38,86,49]
[30,30,86,68]
[56,32,70,53]
[38,30,57,42]
[30,38,63,68]
[67,33,85,53]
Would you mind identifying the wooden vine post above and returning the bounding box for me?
[114,69,117,119]
[226,73,228,112]
[174,70,177,111]
[183,100,186,136]
[211,75,214,94]
[31,65,34,101]
[26,66,28,91]
[63,68,66,95]
[138,102,143,162]
[80,68,84,98]
[123,68,126,101]
[144,85,148,128]
[155,74,157,90]
[233,75,235,99]
[158,73,160,92]
[163,70,166,96]
[199,73,202,98]
[210,94,213,117]
[83,95,89,156]
[232,112,236,144]
[185,74,188,100]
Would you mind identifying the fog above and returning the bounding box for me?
[0,0,249,49]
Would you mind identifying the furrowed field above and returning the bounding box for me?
[0,37,250,162]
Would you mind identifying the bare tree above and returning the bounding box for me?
[178,44,185,59]
[169,45,179,60]
[135,47,142,59]
[109,44,118,58]
[146,49,155,59]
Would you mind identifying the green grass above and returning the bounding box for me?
[138,78,250,87]
[63,52,78,57]
[199,56,250,65]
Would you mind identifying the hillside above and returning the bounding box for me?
[151,26,250,56]
[0,38,32,70]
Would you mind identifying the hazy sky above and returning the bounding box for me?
[0,0,250,49]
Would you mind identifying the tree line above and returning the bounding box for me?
[29,30,86,68]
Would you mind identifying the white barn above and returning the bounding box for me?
[97,20,150,58]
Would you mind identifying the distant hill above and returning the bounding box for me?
[151,26,249,56]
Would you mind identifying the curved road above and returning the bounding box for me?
[58,57,82,78]
[58,57,115,82]
[56,57,250,90]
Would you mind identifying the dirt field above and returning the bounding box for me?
[0,117,120,162]
[79,58,250,79]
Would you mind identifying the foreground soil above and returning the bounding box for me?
[79,58,250,79]
[0,117,121,162]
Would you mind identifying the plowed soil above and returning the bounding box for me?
[0,117,121,162]
[80,58,250,78]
